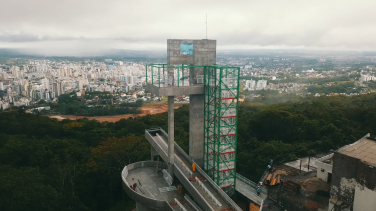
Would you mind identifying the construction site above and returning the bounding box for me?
[121,39,265,211]
[121,39,376,211]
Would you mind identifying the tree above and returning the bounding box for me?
[0,165,61,211]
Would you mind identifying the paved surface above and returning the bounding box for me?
[154,134,234,211]
[236,178,266,205]
[338,135,376,164]
[126,166,194,211]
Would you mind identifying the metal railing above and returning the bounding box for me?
[196,177,222,207]
[175,198,187,211]
[236,173,257,188]
[184,194,203,211]
[159,186,177,193]
[175,155,193,177]
[162,169,173,186]
[152,128,242,211]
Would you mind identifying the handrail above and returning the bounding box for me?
[175,198,187,211]
[194,163,242,211]
[196,177,222,207]
[184,194,203,211]
[235,173,265,210]
[236,173,257,188]
[149,128,242,211]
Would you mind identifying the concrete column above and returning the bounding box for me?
[167,96,175,175]
[189,94,205,167]
[151,146,157,160]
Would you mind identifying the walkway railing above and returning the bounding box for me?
[196,177,222,207]
[236,173,257,188]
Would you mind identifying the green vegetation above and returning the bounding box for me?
[48,92,142,116]
[366,81,376,89]
[0,94,376,210]
[237,94,376,181]
[244,90,305,104]
[279,76,351,85]
[304,82,361,94]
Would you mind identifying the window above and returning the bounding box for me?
[180,44,193,55]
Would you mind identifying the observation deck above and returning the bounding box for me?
[122,161,196,211]
[145,64,205,96]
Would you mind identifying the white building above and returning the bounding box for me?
[329,134,376,211]
[256,80,267,90]
[244,80,256,91]
[41,78,49,90]
[78,79,84,90]
[360,74,376,82]
[315,153,333,183]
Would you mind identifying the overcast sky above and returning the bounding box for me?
[1,0,376,56]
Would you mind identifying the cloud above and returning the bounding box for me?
[0,0,375,55]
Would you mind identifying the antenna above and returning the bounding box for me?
[206,13,207,39]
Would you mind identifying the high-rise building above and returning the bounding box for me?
[59,82,64,95]
[11,66,20,78]
[53,82,59,96]
[244,80,256,91]
[78,80,83,90]
[0,82,3,91]
[256,80,267,90]
[42,78,49,90]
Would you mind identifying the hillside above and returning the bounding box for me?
[0,94,376,210]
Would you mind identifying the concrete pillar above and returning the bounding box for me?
[189,94,205,167]
[167,96,175,175]
[151,146,157,160]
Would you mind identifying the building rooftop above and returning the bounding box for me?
[338,134,376,165]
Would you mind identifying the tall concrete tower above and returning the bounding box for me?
[146,39,216,174]
[121,39,250,211]
[167,39,216,168]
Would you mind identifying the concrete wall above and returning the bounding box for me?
[316,161,333,182]
[353,185,376,211]
[316,154,333,182]
[167,39,216,169]
[146,83,204,97]
[329,152,376,211]
[167,39,216,84]
[189,94,205,167]
[145,130,168,162]
[167,39,216,66]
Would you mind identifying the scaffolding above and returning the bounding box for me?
[145,64,240,195]
[203,66,240,195]
[145,64,204,87]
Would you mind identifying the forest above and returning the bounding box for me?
[46,92,143,116]
[1,93,376,210]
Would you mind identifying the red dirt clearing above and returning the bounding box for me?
[49,104,180,123]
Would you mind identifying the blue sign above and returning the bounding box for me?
[109,62,113,65]
[180,44,193,55]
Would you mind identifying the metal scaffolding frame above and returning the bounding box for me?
[145,64,200,87]
[203,66,240,195]
[145,64,240,195]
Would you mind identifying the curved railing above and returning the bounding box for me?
[121,161,173,211]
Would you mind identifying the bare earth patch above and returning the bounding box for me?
[49,104,180,123]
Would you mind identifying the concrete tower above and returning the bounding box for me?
[121,39,255,211]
